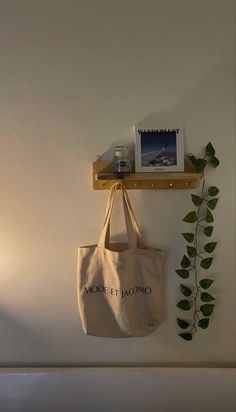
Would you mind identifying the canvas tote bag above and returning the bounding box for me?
[77,182,165,338]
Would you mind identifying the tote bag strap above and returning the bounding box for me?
[103,182,118,221]
[98,182,147,249]
[101,183,120,237]
[121,185,149,249]
[121,185,143,239]
[111,183,149,248]
[98,182,136,248]
[98,183,121,248]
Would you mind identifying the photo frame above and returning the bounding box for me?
[134,124,184,172]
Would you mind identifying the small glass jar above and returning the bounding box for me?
[112,146,131,178]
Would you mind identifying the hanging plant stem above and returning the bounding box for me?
[176,142,219,341]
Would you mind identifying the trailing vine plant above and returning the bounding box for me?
[176,142,219,341]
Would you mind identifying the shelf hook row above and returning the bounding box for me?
[100,181,192,189]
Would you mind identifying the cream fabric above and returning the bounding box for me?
[77,183,165,338]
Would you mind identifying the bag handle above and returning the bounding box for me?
[121,185,143,239]
[121,185,149,249]
[98,182,136,248]
[98,182,146,249]
[104,183,139,238]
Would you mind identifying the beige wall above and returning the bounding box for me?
[0,0,235,365]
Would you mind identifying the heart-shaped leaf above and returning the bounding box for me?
[183,211,198,223]
[204,242,217,253]
[187,246,197,257]
[191,194,203,207]
[175,269,189,279]
[205,142,215,157]
[182,232,194,243]
[200,257,213,269]
[180,284,192,297]
[196,159,207,172]
[177,299,191,311]
[179,332,192,341]
[207,198,218,210]
[208,186,219,197]
[200,304,215,316]
[211,156,219,167]
[205,209,214,223]
[199,279,214,289]
[201,292,215,302]
[181,255,191,268]
[204,226,214,237]
[177,318,190,329]
[198,318,209,329]
[188,156,206,173]
[200,257,213,270]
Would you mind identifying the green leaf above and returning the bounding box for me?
[204,242,217,253]
[175,269,189,279]
[211,156,220,168]
[187,246,197,257]
[181,255,191,268]
[183,211,198,223]
[199,279,214,289]
[177,299,191,311]
[205,209,214,223]
[195,159,207,173]
[180,284,192,297]
[191,194,203,207]
[179,332,192,341]
[201,292,215,302]
[208,186,219,197]
[200,304,215,316]
[204,226,214,237]
[189,155,206,172]
[177,318,190,329]
[207,198,218,210]
[182,233,194,243]
[200,257,213,269]
[205,142,215,157]
[198,318,209,329]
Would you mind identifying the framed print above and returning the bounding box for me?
[134,125,184,172]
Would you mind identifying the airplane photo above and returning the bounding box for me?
[140,130,177,167]
[141,141,169,166]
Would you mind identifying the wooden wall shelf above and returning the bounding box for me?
[92,161,200,190]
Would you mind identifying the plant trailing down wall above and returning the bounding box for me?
[176,143,219,341]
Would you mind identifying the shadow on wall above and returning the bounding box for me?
[0,310,50,366]
[132,52,232,228]
[136,53,234,150]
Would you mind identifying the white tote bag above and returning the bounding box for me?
[77,183,165,338]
